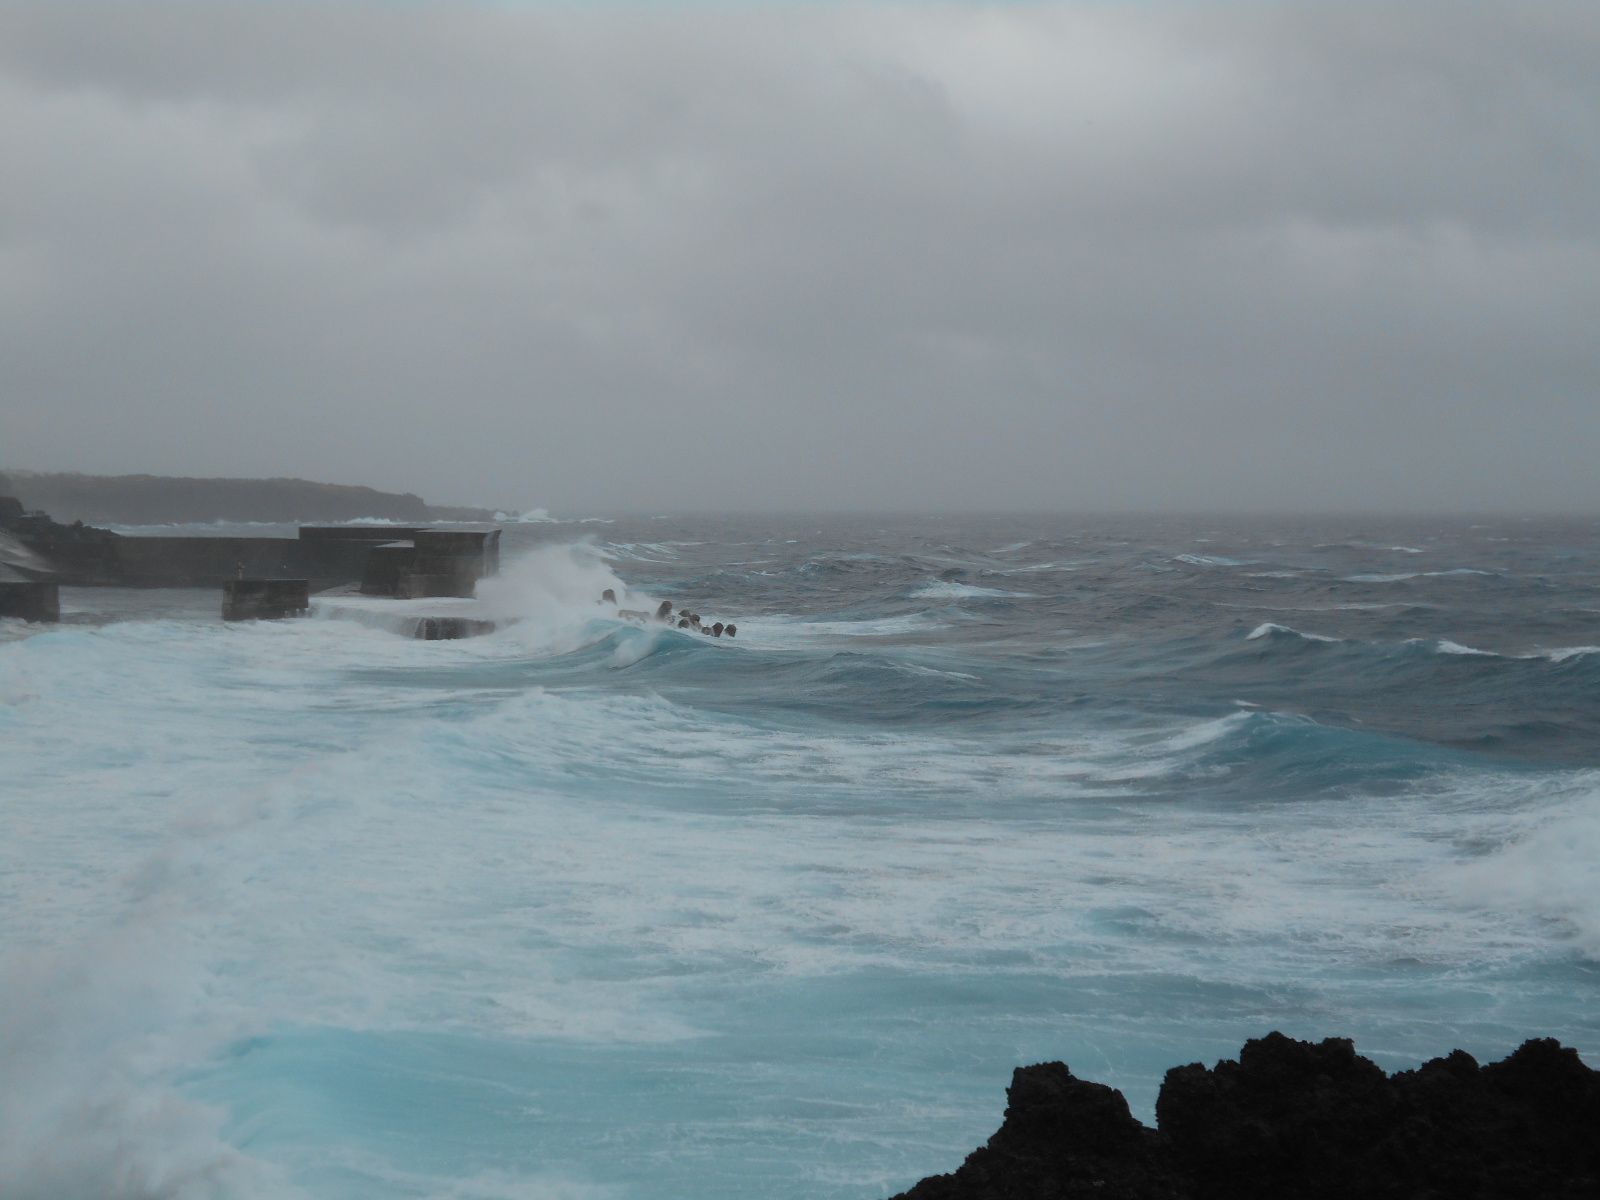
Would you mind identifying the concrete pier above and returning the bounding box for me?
[6,501,502,595]
[223,579,310,621]
[357,529,502,599]
[0,580,60,622]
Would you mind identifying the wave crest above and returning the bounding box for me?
[1246,622,1340,644]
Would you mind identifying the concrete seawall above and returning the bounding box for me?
[12,516,499,595]
[223,579,310,620]
[22,535,377,589]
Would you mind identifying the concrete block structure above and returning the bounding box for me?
[360,543,421,595]
[397,573,462,599]
[223,579,310,621]
[347,528,502,599]
[415,617,497,640]
[0,580,60,622]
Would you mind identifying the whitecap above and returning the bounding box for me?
[1539,646,1600,663]
[1435,640,1496,657]
[911,581,1035,600]
[1346,569,1496,583]
[1246,623,1339,643]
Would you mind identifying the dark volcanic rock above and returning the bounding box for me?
[888,1034,1599,1200]
[1157,1032,1395,1199]
[892,1062,1186,1200]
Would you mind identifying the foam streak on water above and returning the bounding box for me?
[2,514,1598,1199]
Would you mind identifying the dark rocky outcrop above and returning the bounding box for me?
[0,494,120,582]
[893,1062,1187,1200]
[889,1033,1599,1200]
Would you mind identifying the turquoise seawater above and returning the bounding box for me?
[3,514,1598,1198]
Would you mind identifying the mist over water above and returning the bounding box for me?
[3,513,1598,1199]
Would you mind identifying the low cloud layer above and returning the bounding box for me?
[2,4,1596,512]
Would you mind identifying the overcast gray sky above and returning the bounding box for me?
[1,3,1596,512]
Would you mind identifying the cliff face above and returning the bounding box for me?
[0,471,490,525]
[890,1032,1599,1200]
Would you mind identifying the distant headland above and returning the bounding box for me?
[0,469,495,525]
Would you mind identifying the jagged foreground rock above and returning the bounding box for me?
[889,1032,1599,1200]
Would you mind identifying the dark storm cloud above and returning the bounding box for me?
[1,3,1596,512]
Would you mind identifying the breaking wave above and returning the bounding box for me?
[1246,623,1341,644]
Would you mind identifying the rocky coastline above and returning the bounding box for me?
[889,1032,1598,1200]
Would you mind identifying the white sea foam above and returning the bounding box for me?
[0,872,302,1200]
[476,543,638,634]
[317,542,667,657]
[1346,569,1496,583]
[910,580,1034,600]
[1429,778,1600,960]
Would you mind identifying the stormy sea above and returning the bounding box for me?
[3,513,1597,1199]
